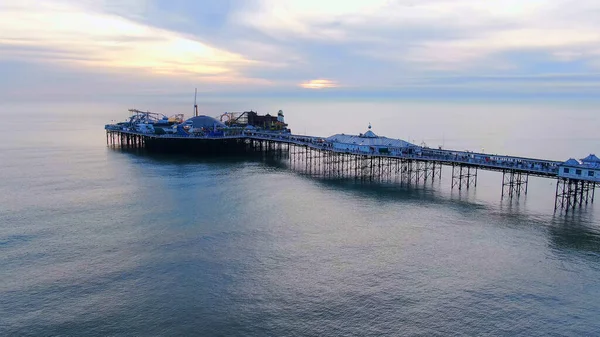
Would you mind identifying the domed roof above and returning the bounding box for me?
[362,130,377,138]
[185,115,226,129]
[563,158,581,166]
[360,123,377,138]
[581,154,600,163]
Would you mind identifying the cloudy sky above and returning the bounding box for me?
[1,0,600,102]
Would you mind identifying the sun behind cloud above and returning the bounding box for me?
[299,79,338,89]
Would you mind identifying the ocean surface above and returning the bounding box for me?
[2,100,600,336]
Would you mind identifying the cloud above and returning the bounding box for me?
[0,0,267,84]
[299,79,339,89]
[237,0,600,71]
[2,0,600,102]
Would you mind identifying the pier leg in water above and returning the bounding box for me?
[502,170,528,200]
[452,164,477,191]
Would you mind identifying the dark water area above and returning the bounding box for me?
[2,102,600,336]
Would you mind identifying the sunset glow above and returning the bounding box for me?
[300,79,339,89]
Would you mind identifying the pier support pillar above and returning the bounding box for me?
[554,179,595,213]
[452,164,477,190]
[501,170,528,199]
[422,161,442,183]
[430,162,442,182]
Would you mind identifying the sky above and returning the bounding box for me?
[1,0,600,103]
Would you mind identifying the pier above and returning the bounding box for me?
[106,110,599,213]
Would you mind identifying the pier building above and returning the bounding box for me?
[558,155,600,182]
[326,124,416,155]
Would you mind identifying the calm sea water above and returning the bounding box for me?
[1,101,600,336]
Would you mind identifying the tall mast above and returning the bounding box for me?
[194,88,198,117]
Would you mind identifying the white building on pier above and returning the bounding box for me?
[326,124,417,155]
[558,154,600,182]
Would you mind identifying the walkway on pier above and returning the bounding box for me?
[245,131,561,179]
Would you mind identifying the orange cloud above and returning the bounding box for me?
[299,79,338,89]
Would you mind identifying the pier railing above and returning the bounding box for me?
[244,131,561,178]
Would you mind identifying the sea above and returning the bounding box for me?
[1,100,600,336]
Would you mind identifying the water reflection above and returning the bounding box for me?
[549,212,600,255]
[109,147,600,227]
[108,147,600,257]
